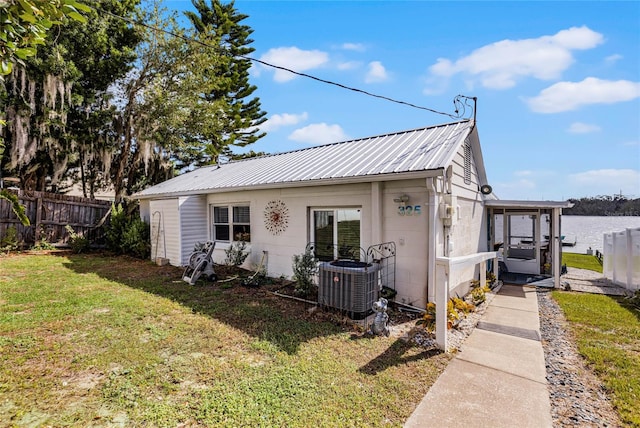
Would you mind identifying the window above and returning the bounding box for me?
[212,205,251,242]
[311,208,361,261]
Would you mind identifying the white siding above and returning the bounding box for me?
[382,180,429,307]
[447,133,489,297]
[179,195,208,266]
[149,199,181,265]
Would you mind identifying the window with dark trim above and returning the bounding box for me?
[212,205,251,242]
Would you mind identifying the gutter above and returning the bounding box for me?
[132,168,446,200]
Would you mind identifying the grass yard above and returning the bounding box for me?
[0,252,449,427]
[553,291,640,426]
[562,252,603,273]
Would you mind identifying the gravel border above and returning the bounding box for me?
[537,288,623,427]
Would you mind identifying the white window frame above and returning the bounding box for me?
[309,207,362,260]
[210,204,251,243]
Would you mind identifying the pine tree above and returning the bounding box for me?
[184,0,267,163]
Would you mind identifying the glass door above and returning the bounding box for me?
[311,208,361,261]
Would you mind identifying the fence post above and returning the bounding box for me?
[34,193,43,242]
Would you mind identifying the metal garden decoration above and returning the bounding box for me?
[264,200,289,235]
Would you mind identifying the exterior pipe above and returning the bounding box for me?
[270,291,319,306]
[426,177,438,303]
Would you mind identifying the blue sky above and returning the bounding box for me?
[166,0,640,201]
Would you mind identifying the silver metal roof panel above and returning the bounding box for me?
[135,120,474,198]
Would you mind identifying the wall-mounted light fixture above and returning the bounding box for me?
[393,194,410,205]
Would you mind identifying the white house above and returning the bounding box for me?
[134,120,571,310]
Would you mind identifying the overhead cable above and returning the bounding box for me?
[94,6,471,120]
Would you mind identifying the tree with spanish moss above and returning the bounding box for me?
[0,0,142,195]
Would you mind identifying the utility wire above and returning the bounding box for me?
[94,6,469,120]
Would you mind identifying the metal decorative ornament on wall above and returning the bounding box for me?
[264,200,289,235]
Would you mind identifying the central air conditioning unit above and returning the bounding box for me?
[318,260,380,320]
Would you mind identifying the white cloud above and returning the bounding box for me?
[424,26,603,91]
[288,123,348,145]
[526,77,640,113]
[364,61,389,83]
[567,122,602,134]
[569,169,640,196]
[259,47,329,82]
[261,112,308,132]
[337,61,361,71]
[605,54,623,64]
[341,42,366,52]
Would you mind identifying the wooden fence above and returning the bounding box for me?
[0,189,112,248]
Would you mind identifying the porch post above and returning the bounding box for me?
[435,261,448,351]
[553,208,561,288]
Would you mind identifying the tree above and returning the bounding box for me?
[108,4,229,199]
[0,0,89,78]
[0,0,142,195]
[184,0,267,163]
[0,0,88,223]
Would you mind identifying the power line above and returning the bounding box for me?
[94,5,471,120]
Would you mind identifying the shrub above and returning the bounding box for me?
[292,249,318,297]
[224,241,249,266]
[65,225,90,253]
[121,218,150,259]
[1,226,19,252]
[105,203,150,259]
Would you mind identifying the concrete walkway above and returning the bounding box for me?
[404,284,552,428]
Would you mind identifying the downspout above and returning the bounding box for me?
[426,176,439,303]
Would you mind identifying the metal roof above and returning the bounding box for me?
[485,200,574,209]
[134,120,474,199]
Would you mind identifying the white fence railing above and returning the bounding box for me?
[603,227,640,291]
[435,251,498,351]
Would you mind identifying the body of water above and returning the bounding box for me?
[562,216,640,254]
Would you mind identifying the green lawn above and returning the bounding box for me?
[0,252,448,427]
[553,291,640,427]
[562,252,603,273]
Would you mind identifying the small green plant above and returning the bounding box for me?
[1,226,19,251]
[65,225,90,253]
[416,300,460,331]
[292,249,318,297]
[32,226,55,250]
[225,241,249,266]
[626,290,640,311]
[486,271,497,286]
[451,296,475,314]
[471,287,486,304]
